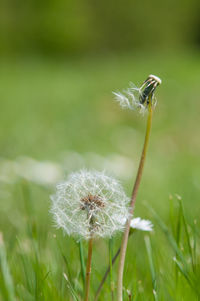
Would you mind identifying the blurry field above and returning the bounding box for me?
[0,50,200,300]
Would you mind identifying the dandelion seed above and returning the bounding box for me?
[50,170,130,240]
[113,74,161,114]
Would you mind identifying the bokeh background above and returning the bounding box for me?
[0,0,200,300]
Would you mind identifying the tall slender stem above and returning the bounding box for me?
[84,237,93,301]
[117,103,153,301]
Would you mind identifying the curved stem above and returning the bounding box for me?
[117,104,153,301]
[84,238,93,301]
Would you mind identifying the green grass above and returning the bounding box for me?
[0,50,200,300]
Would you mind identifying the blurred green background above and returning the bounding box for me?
[0,0,200,56]
[0,0,200,300]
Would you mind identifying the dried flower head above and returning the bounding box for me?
[50,170,130,240]
[113,74,161,114]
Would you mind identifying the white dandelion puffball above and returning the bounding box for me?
[130,217,153,232]
[119,217,153,232]
[113,74,161,114]
[50,170,130,239]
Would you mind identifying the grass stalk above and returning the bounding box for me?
[95,233,135,299]
[78,241,86,287]
[117,101,153,301]
[144,235,158,301]
[175,198,182,284]
[0,233,15,301]
[109,238,114,300]
[84,237,93,301]
[95,247,120,300]
[63,273,80,301]
[178,198,195,272]
[193,219,197,271]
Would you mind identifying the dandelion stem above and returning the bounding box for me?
[117,100,153,301]
[84,237,93,301]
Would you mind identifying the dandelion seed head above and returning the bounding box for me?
[50,169,130,240]
[113,74,161,114]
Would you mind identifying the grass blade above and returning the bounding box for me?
[177,197,195,272]
[63,273,80,301]
[0,233,15,301]
[109,238,114,300]
[78,240,86,287]
[148,206,187,266]
[144,235,158,301]
[174,198,182,283]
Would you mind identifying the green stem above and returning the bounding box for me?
[117,103,153,301]
[79,241,86,287]
[84,238,93,301]
[109,238,114,301]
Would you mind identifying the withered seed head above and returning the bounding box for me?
[113,74,161,114]
[80,194,105,211]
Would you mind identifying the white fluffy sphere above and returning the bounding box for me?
[50,170,130,240]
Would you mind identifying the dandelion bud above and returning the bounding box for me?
[50,170,130,240]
